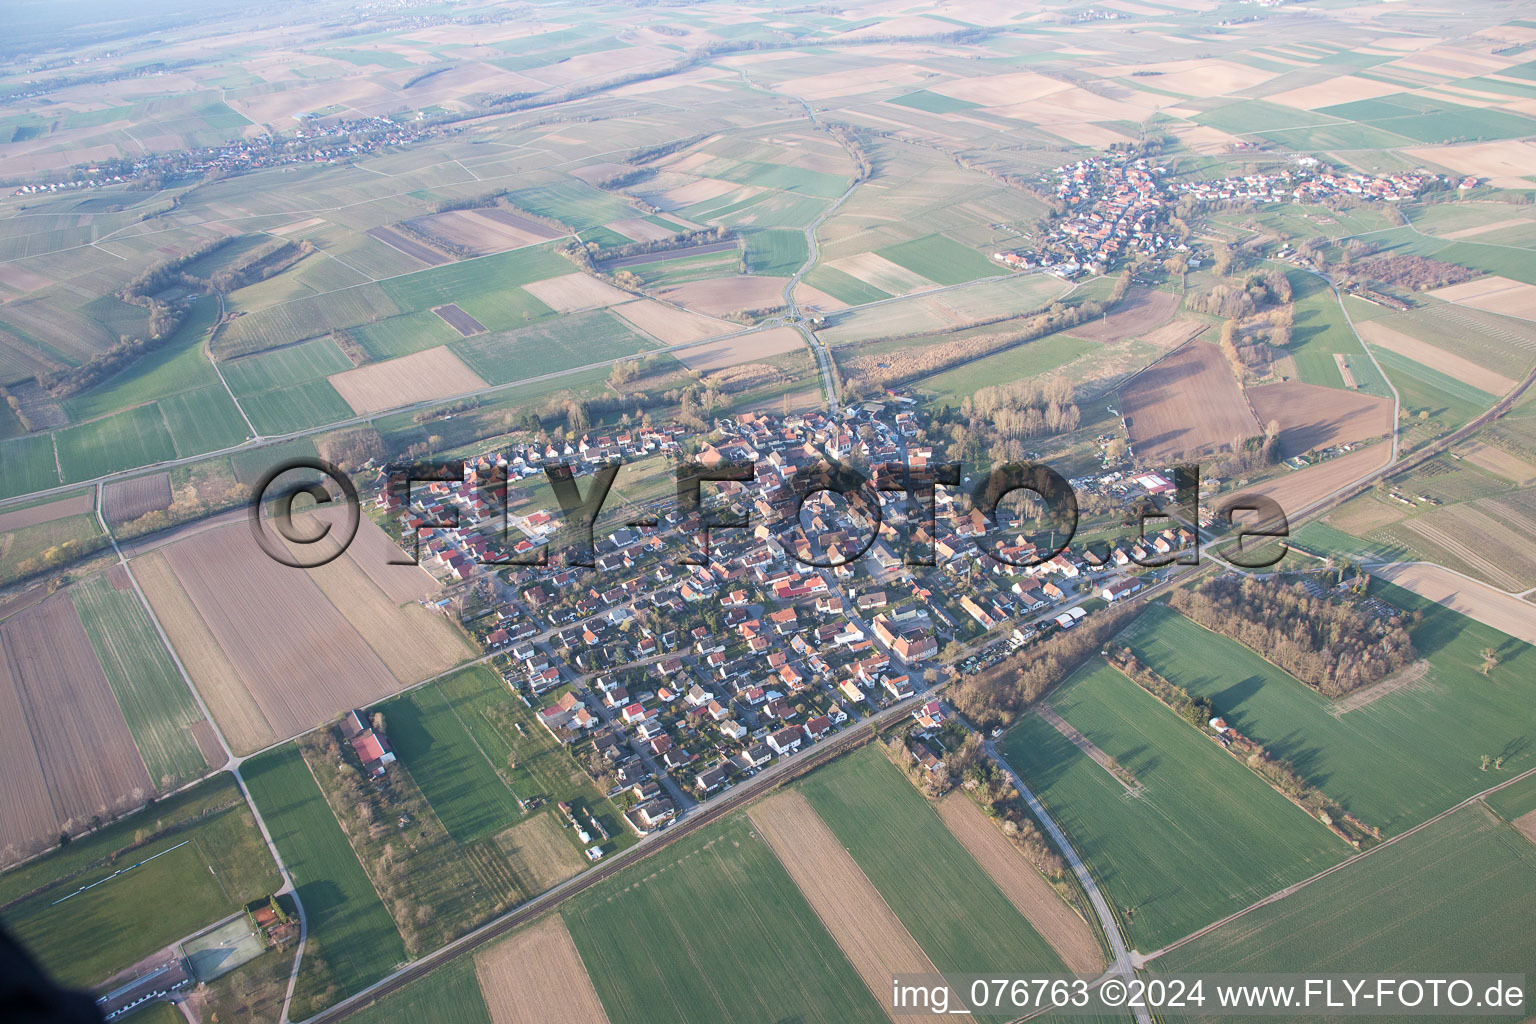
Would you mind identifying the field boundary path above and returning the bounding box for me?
[982,738,1153,1024]
[1036,706,1140,794]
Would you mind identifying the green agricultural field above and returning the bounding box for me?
[889,89,981,113]
[1433,240,1536,286]
[1282,267,1390,396]
[1193,99,1332,134]
[798,745,1068,976]
[62,299,223,422]
[803,265,891,306]
[508,180,634,232]
[920,333,1093,404]
[217,283,403,357]
[1121,597,1536,836]
[999,660,1351,952]
[379,246,568,321]
[244,745,406,1009]
[0,433,61,498]
[222,337,354,396]
[743,228,809,277]
[346,956,491,1024]
[563,813,887,1024]
[1155,805,1536,1006]
[55,405,178,483]
[377,683,523,845]
[1370,349,1495,420]
[0,774,280,988]
[1258,122,1418,151]
[240,379,355,435]
[230,437,318,484]
[451,308,652,386]
[1485,773,1536,822]
[160,386,251,454]
[72,574,211,788]
[877,234,997,286]
[715,161,849,200]
[630,250,740,288]
[351,310,462,361]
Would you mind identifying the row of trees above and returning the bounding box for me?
[1168,577,1419,697]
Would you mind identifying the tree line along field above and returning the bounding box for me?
[562,812,889,1024]
[243,744,407,1014]
[797,744,1069,977]
[0,773,280,990]
[1153,803,1536,1018]
[1121,593,1536,835]
[999,659,1352,953]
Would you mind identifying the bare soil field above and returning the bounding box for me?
[750,789,969,1023]
[408,209,561,255]
[1139,317,1210,350]
[1370,563,1536,647]
[0,643,62,865]
[825,252,936,296]
[1165,122,1242,155]
[0,491,94,532]
[1268,75,1404,110]
[612,299,732,344]
[1243,444,1391,522]
[1429,276,1536,321]
[132,549,274,754]
[1357,320,1517,394]
[1437,217,1534,240]
[653,177,742,209]
[1121,341,1260,459]
[1459,441,1536,486]
[102,474,173,525]
[432,304,487,337]
[1405,141,1536,189]
[935,794,1102,976]
[1097,58,1276,96]
[1073,288,1178,344]
[793,281,850,313]
[521,273,632,313]
[606,217,679,243]
[333,511,440,604]
[475,914,610,1024]
[151,521,402,748]
[675,326,804,371]
[494,813,584,896]
[1248,381,1393,458]
[271,217,326,237]
[781,64,932,100]
[654,275,789,316]
[1044,122,1137,148]
[329,346,487,415]
[930,71,1068,107]
[365,226,449,267]
[0,592,153,863]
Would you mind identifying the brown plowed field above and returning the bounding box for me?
[102,473,172,525]
[612,299,731,344]
[935,794,1103,976]
[332,510,440,604]
[1241,443,1391,522]
[152,521,402,747]
[1247,381,1393,459]
[475,914,612,1024]
[1121,341,1260,460]
[675,326,805,371]
[365,226,449,267]
[132,549,274,754]
[329,345,486,415]
[750,789,971,1022]
[521,273,632,313]
[1356,320,1516,396]
[1073,287,1178,344]
[432,304,487,337]
[0,592,152,862]
[1370,563,1536,647]
[0,491,94,532]
[654,276,789,316]
[408,209,560,255]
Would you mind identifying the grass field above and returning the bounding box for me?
[562,812,887,1024]
[0,774,280,988]
[1486,773,1536,822]
[0,433,61,499]
[450,308,652,386]
[73,574,211,787]
[243,745,406,1009]
[1000,660,1351,952]
[798,744,1068,975]
[0,512,107,583]
[352,311,465,361]
[159,386,251,454]
[222,337,353,396]
[62,300,223,423]
[1155,804,1536,996]
[377,683,523,845]
[743,228,808,277]
[919,332,1092,404]
[55,404,178,483]
[1282,268,1390,396]
[508,181,633,232]
[240,379,355,435]
[889,89,981,113]
[803,265,891,305]
[346,955,491,1024]
[1122,596,1536,835]
[876,234,996,286]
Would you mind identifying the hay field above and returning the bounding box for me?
[1429,275,1536,321]
[1370,564,1536,647]
[0,592,153,863]
[521,273,632,313]
[475,915,611,1024]
[1247,381,1393,458]
[611,299,732,344]
[675,325,804,371]
[934,794,1102,977]
[1074,288,1179,344]
[750,789,966,1022]
[142,521,408,750]
[329,346,487,415]
[1357,319,1517,395]
[1121,342,1260,460]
